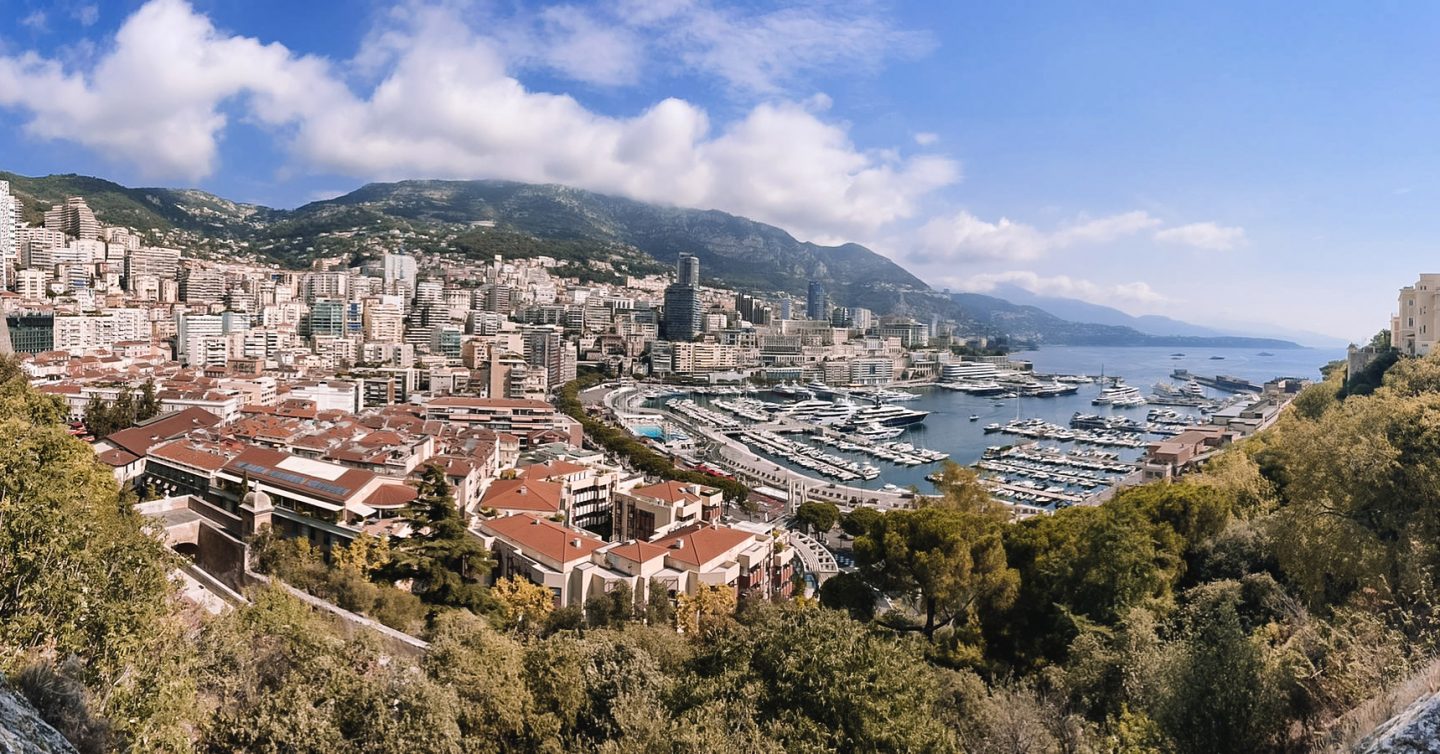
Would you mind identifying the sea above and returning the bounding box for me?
[750,345,1343,492]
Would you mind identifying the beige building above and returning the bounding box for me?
[1393,274,1440,356]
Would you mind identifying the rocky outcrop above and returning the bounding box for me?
[1355,692,1440,753]
[0,682,77,754]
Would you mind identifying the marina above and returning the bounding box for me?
[625,346,1337,511]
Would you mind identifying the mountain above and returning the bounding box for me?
[0,171,266,235]
[2,172,1300,347]
[287,179,928,298]
[949,292,1302,348]
[990,284,1342,347]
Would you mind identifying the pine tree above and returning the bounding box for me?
[387,465,494,611]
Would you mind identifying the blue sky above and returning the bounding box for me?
[2,0,1436,341]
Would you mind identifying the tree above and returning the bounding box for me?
[386,465,494,611]
[817,572,876,622]
[644,578,675,627]
[332,531,392,575]
[584,581,636,628]
[675,584,736,635]
[793,501,839,536]
[855,506,1018,639]
[840,506,882,537]
[135,379,160,422]
[492,576,555,634]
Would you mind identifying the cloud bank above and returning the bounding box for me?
[0,0,954,241]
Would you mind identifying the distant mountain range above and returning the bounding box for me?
[1,171,1304,349]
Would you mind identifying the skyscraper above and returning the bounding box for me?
[0,181,18,291]
[677,253,700,287]
[663,255,702,341]
[806,280,827,320]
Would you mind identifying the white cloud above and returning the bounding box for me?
[75,4,100,27]
[0,0,338,179]
[534,5,643,86]
[914,210,1161,262]
[1153,221,1246,250]
[20,11,46,30]
[957,270,1166,307]
[0,0,957,241]
[914,131,938,146]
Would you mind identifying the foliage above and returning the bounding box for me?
[817,572,876,622]
[82,382,162,439]
[793,500,839,536]
[840,505,882,537]
[674,584,737,635]
[855,505,1018,640]
[492,576,555,634]
[385,464,494,611]
[249,528,426,634]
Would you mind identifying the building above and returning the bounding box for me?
[806,280,827,320]
[0,181,17,289]
[612,480,723,541]
[662,254,703,342]
[1392,274,1440,356]
[44,196,99,240]
[422,397,581,447]
[1141,426,1230,481]
[6,311,54,354]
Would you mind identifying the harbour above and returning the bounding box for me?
[624,346,1340,513]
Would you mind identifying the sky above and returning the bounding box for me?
[2,1,1437,342]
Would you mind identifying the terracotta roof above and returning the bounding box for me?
[481,478,564,513]
[364,483,418,509]
[482,514,605,564]
[149,440,234,472]
[632,480,719,505]
[221,446,376,504]
[97,447,141,467]
[651,524,755,567]
[518,459,588,480]
[104,407,220,457]
[604,540,669,564]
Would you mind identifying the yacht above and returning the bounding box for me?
[844,404,930,428]
[813,399,858,425]
[1182,381,1206,398]
[855,422,904,440]
[1092,384,1147,407]
[969,414,980,422]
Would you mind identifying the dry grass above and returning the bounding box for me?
[1307,654,1440,752]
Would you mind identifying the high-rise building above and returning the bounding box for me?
[6,311,54,355]
[44,197,99,240]
[522,325,575,387]
[662,255,702,342]
[806,280,827,320]
[382,253,418,293]
[0,181,18,290]
[678,253,700,287]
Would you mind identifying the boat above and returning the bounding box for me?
[1092,384,1147,407]
[844,404,930,428]
[1209,356,1225,360]
[1182,381,1206,398]
[1170,353,1185,357]
[855,422,904,439]
[1258,351,1274,357]
[969,414,980,422]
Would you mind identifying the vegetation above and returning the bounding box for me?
[12,341,1440,752]
[82,380,162,439]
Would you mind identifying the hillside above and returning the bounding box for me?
[0,171,264,235]
[293,179,928,297]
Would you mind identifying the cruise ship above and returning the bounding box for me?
[844,404,930,429]
[1092,384,1147,407]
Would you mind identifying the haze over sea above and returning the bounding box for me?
[773,345,1342,492]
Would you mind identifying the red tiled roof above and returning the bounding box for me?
[365,483,418,509]
[481,478,563,513]
[482,514,604,564]
[632,480,718,505]
[605,540,668,564]
[651,524,755,567]
[518,459,588,480]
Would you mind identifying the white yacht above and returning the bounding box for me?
[845,404,930,428]
[1092,384,1147,407]
[855,422,904,439]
